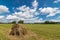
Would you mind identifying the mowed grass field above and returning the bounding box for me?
[0,24,60,40]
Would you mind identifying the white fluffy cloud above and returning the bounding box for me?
[24,18,44,23]
[0,5,9,14]
[39,7,60,17]
[4,0,41,23]
[15,0,39,20]
[54,0,60,3]
[0,0,60,23]
[0,0,44,23]
[14,12,34,18]
[32,0,38,8]
[16,5,39,19]
[49,20,60,22]
[6,15,19,20]
[0,16,4,19]
[0,0,42,23]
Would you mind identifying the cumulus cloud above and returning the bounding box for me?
[24,18,44,23]
[14,0,40,21]
[0,16,4,19]
[14,12,34,19]
[0,0,41,23]
[54,0,60,3]
[0,0,52,23]
[0,16,8,23]
[5,0,60,23]
[32,0,38,8]
[6,0,42,23]
[39,7,60,17]
[6,15,19,20]
[0,5,9,14]
[16,5,39,19]
[49,20,60,22]
[0,0,60,23]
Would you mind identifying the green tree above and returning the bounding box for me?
[18,20,24,24]
[11,21,16,24]
[45,21,49,24]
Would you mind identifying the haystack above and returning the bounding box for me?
[8,24,39,40]
[9,24,27,36]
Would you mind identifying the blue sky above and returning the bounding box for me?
[0,0,60,23]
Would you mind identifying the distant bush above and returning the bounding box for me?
[11,21,16,24]
[18,20,24,24]
[44,21,57,24]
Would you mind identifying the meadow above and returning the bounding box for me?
[0,24,60,40]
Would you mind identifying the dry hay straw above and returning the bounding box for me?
[9,24,27,36]
[4,24,39,40]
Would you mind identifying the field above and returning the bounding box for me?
[0,24,60,40]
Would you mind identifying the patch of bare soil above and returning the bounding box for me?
[4,24,39,40]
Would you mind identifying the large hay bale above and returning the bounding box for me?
[7,24,39,40]
[10,24,27,36]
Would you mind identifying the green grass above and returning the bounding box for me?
[0,24,60,40]
[0,24,12,40]
[24,24,60,40]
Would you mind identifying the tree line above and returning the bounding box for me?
[44,21,60,24]
[0,20,60,24]
[0,20,24,24]
[10,20,24,24]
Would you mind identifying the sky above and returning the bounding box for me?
[0,0,60,23]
